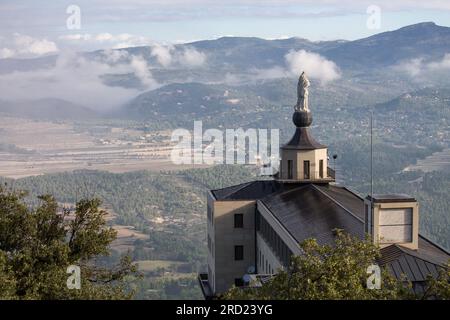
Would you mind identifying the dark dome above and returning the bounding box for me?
[292,110,312,127]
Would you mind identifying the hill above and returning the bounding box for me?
[0,98,97,120]
[322,22,450,69]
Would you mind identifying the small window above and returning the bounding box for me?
[234,245,244,261]
[234,213,244,228]
[234,278,244,287]
[287,160,293,179]
[319,159,324,178]
[304,160,310,179]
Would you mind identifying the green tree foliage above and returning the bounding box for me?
[223,231,450,300]
[0,187,140,300]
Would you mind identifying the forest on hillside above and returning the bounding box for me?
[0,139,448,298]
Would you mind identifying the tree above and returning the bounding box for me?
[421,263,450,300]
[0,187,141,300]
[223,230,449,300]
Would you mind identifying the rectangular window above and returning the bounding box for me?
[319,159,324,178]
[304,160,310,179]
[287,160,293,179]
[234,245,244,261]
[234,213,244,228]
[379,208,413,243]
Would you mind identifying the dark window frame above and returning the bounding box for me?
[234,245,244,261]
[319,159,324,178]
[287,160,293,179]
[234,278,244,287]
[234,213,244,228]
[304,160,310,179]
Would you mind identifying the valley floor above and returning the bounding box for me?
[0,116,209,178]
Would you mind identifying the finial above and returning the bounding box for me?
[294,71,310,112]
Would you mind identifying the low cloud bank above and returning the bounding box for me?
[250,50,341,84]
[0,33,58,58]
[394,54,450,77]
[0,50,158,111]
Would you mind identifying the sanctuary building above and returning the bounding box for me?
[198,73,450,299]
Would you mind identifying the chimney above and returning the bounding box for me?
[364,194,419,250]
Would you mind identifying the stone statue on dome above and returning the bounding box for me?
[295,71,310,112]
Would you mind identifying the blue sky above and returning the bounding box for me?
[1,0,450,55]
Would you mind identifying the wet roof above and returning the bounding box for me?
[211,180,450,280]
[379,237,450,283]
[259,184,365,245]
[211,180,303,200]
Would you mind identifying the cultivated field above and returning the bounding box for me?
[405,148,450,172]
[0,117,206,178]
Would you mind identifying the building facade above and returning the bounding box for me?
[198,73,450,299]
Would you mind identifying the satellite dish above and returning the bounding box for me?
[247,265,255,274]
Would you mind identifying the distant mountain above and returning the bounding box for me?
[3,22,449,77]
[0,98,97,120]
[187,36,344,70]
[322,22,450,69]
[1,22,449,123]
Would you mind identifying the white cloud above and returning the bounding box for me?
[0,51,159,111]
[0,33,58,58]
[148,44,206,68]
[59,32,151,50]
[130,55,157,87]
[95,33,115,42]
[59,34,92,41]
[150,44,173,67]
[0,48,14,58]
[428,53,450,70]
[101,49,130,63]
[247,50,340,84]
[394,58,424,76]
[285,49,341,83]
[394,54,450,76]
[179,47,206,67]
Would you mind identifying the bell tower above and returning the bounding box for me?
[279,72,333,182]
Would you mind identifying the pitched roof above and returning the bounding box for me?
[259,184,364,245]
[211,179,450,281]
[211,180,301,200]
[258,182,450,277]
[379,238,449,283]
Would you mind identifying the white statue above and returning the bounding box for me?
[295,71,310,112]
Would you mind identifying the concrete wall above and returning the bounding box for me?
[280,148,328,180]
[364,199,419,250]
[211,199,256,294]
